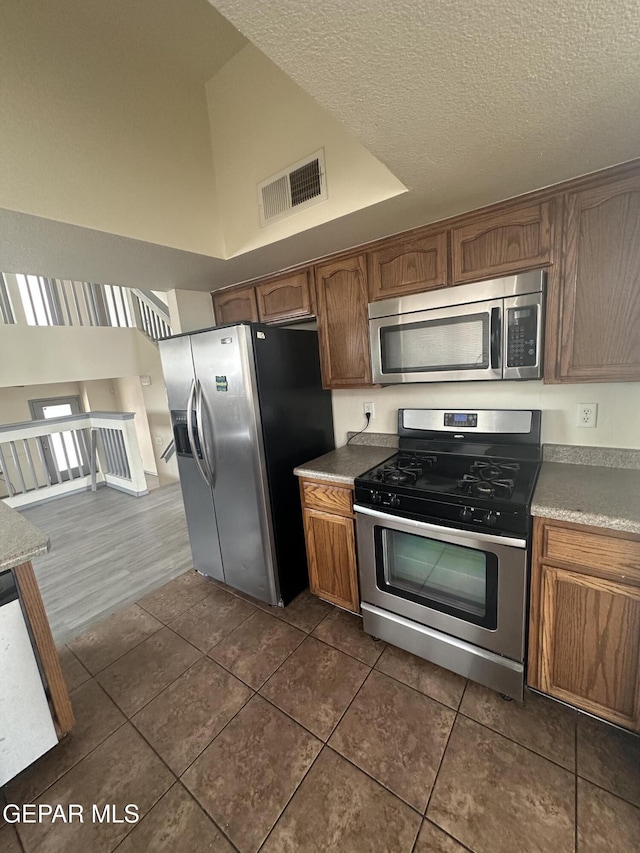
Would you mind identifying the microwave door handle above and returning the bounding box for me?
[187,379,211,487]
[490,307,502,370]
[195,380,215,486]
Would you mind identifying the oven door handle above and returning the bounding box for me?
[353,504,527,549]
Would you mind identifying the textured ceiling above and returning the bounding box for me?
[210,0,640,217]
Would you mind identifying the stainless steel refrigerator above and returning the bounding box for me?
[159,323,334,606]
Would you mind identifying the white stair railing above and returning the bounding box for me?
[0,273,172,341]
[130,289,172,342]
[0,412,149,508]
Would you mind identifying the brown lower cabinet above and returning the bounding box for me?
[528,517,640,731]
[299,477,359,613]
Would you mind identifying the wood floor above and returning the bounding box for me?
[21,484,192,645]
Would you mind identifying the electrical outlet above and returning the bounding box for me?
[577,403,598,428]
[363,402,374,418]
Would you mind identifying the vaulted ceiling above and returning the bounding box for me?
[1,0,639,291]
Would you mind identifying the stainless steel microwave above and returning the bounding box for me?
[369,269,545,384]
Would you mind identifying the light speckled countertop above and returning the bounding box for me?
[294,444,395,485]
[532,459,640,534]
[0,500,50,571]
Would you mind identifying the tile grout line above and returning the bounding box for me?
[70,620,166,679]
[423,704,461,819]
[123,722,246,853]
[6,679,130,809]
[170,688,256,781]
[174,777,244,853]
[455,708,577,775]
[205,628,308,692]
[256,745,327,853]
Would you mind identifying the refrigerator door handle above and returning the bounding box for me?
[187,379,211,487]
[195,380,216,486]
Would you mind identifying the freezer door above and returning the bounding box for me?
[159,334,224,582]
[191,326,279,605]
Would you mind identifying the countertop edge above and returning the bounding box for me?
[530,504,640,535]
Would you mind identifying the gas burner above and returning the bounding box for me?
[457,474,515,499]
[384,469,417,485]
[397,453,437,469]
[470,459,520,480]
[375,462,422,486]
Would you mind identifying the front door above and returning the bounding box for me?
[29,396,89,482]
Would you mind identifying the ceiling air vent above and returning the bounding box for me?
[258,149,327,226]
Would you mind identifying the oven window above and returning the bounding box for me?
[380,312,490,374]
[377,528,498,628]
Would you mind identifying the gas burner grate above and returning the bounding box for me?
[457,473,516,499]
[470,459,520,480]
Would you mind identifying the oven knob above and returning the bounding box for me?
[371,491,382,504]
[390,494,400,507]
[483,511,498,527]
[459,507,473,522]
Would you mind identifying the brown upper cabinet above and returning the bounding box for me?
[212,285,258,325]
[314,253,372,388]
[451,200,553,284]
[555,174,640,382]
[255,268,314,324]
[368,229,449,301]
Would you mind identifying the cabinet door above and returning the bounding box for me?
[256,269,314,324]
[368,230,448,300]
[212,286,258,325]
[556,176,640,381]
[314,254,372,388]
[303,508,359,613]
[452,201,553,283]
[530,563,640,730]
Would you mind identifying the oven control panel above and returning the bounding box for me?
[370,490,400,508]
[458,506,500,527]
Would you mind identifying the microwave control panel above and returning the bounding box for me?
[506,306,538,367]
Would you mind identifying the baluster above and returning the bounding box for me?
[0,444,15,496]
[23,439,40,490]
[9,441,27,493]
[35,437,52,486]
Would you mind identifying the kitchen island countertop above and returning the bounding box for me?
[294,444,396,485]
[0,499,50,571]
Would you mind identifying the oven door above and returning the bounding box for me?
[369,298,503,384]
[355,505,528,661]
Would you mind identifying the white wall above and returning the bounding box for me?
[166,289,215,333]
[332,381,640,450]
[0,1,223,257]
[115,377,159,478]
[206,44,406,257]
[0,382,84,425]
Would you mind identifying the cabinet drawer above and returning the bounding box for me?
[540,519,640,581]
[300,478,354,518]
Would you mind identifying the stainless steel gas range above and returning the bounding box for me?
[354,409,542,701]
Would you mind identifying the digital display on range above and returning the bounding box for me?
[444,412,478,427]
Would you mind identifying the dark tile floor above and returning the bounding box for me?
[2,570,640,853]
